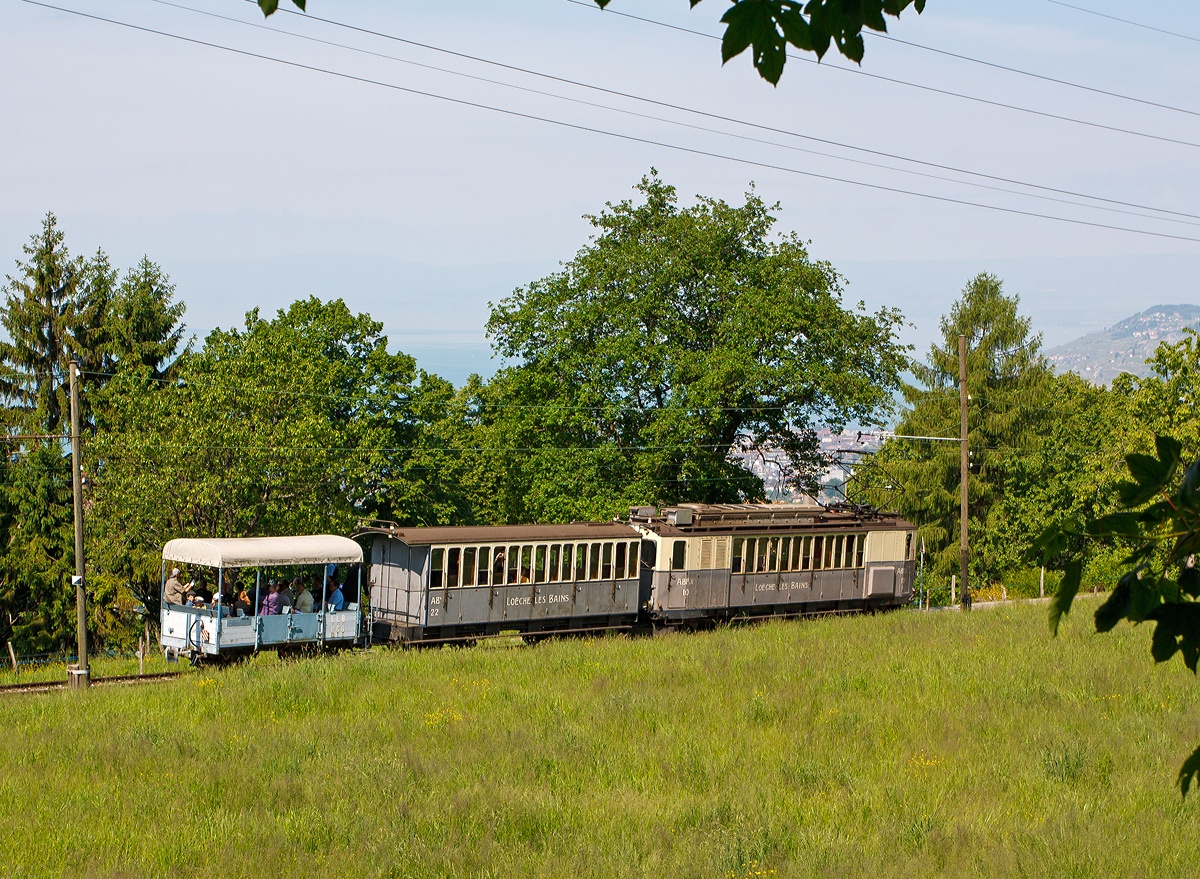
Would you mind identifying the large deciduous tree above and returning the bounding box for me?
[459,173,906,524]
[87,297,452,614]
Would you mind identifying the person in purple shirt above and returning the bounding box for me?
[260,582,283,616]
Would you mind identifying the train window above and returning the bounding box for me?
[757,539,769,573]
[561,544,573,581]
[492,547,506,584]
[589,543,602,580]
[731,538,744,573]
[856,536,865,568]
[430,548,445,589]
[576,543,588,581]
[628,542,639,574]
[906,532,914,559]
[745,539,756,573]
[519,546,533,584]
[548,545,561,582]
[768,538,779,572]
[463,548,476,586]
[800,537,811,571]
[843,536,855,570]
[715,539,726,569]
[534,546,548,584]
[478,547,491,586]
[671,540,687,571]
[615,542,627,579]
[447,548,461,588]
[602,543,614,579]
[700,539,713,570]
[779,537,791,571]
[823,537,835,569]
[642,541,657,569]
[812,536,824,570]
[507,545,520,585]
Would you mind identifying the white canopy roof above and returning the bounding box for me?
[162,535,363,568]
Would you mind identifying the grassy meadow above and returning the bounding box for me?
[3,600,1200,878]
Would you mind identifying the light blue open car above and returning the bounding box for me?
[159,535,364,664]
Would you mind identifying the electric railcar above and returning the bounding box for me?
[364,501,916,644]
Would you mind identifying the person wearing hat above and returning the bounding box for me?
[163,568,187,606]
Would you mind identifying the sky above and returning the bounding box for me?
[2,0,1199,385]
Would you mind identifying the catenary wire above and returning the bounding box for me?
[139,0,1200,228]
[264,0,1200,221]
[562,0,1200,156]
[871,32,1200,118]
[1044,0,1200,46]
[21,0,1200,244]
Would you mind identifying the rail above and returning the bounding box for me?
[0,671,182,696]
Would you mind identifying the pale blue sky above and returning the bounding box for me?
[2,0,1198,382]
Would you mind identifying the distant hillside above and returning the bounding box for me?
[1045,303,1200,384]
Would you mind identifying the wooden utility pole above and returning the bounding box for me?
[68,360,89,688]
[959,335,971,609]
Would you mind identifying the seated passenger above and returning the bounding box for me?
[189,575,213,607]
[163,568,187,606]
[293,578,314,613]
[280,578,295,605]
[234,581,253,615]
[278,583,293,611]
[260,582,282,616]
[327,577,345,612]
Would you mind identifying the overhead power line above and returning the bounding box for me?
[259,0,1200,222]
[138,0,1198,228]
[563,0,1200,154]
[872,32,1200,119]
[29,1,1200,244]
[1044,0,1200,46]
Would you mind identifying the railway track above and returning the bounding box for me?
[0,670,182,695]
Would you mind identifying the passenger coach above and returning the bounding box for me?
[362,521,644,643]
[631,502,917,624]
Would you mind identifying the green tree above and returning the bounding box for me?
[0,445,74,653]
[0,213,91,435]
[103,256,187,381]
[88,297,450,613]
[257,1,926,83]
[857,273,1054,594]
[464,173,906,524]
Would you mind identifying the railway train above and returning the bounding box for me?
[364,500,917,645]
[158,501,916,662]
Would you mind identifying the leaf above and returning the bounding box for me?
[257,0,279,15]
[1179,742,1200,797]
[1088,512,1143,539]
[1181,566,1200,599]
[1049,559,1081,636]
[720,2,773,64]
[1094,572,1133,633]
[1027,523,1071,565]
[1128,573,1164,623]
[1148,604,1200,671]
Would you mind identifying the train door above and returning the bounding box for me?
[667,539,689,609]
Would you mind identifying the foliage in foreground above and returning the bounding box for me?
[256,0,927,83]
[2,603,1199,878]
[1035,432,1200,795]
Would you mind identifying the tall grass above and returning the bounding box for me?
[2,601,1199,878]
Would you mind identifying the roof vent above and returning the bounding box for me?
[629,506,657,519]
[667,508,693,526]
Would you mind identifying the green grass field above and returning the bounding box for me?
[3,601,1199,878]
